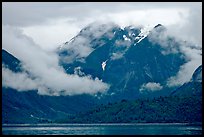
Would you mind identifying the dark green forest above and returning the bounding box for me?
[55,95,202,123]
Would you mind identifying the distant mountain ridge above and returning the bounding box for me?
[2,22,202,123]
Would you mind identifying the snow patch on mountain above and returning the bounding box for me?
[120,27,125,30]
[135,25,154,44]
[123,35,131,41]
[102,60,108,71]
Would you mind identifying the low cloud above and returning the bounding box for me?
[166,46,202,87]
[109,35,132,60]
[110,52,124,60]
[60,35,93,63]
[2,25,109,96]
[139,82,163,92]
[2,65,38,91]
[115,39,131,47]
[166,6,202,48]
[148,26,180,55]
[148,23,202,87]
[60,22,116,63]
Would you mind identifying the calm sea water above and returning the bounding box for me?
[2,123,202,135]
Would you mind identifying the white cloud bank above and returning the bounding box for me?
[2,65,38,91]
[2,25,109,96]
[139,82,163,92]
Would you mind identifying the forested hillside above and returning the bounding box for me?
[56,95,202,123]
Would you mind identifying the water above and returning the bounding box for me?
[2,123,202,135]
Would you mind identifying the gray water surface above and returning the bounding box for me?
[2,123,202,135]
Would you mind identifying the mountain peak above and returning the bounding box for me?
[154,24,163,28]
[192,65,202,82]
[79,21,118,34]
[152,23,166,33]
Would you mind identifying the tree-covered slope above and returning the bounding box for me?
[56,65,202,124]
[56,95,202,123]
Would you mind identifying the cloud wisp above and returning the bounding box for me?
[148,24,202,87]
[59,22,116,63]
[166,46,202,87]
[2,65,38,91]
[2,25,110,96]
[139,82,163,92]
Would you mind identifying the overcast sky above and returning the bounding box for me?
[2,2,202,51]
[2,2,202,96]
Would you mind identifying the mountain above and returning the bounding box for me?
[2,87,100,124]
[170,65,202,96]
[192,65,202,82]
[58,23,186,102]
[2,22,202,124]
[56,66,202,123]
[2,49,22,72]
[2,49,101,123]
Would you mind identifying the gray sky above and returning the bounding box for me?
[2,2,202,51]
